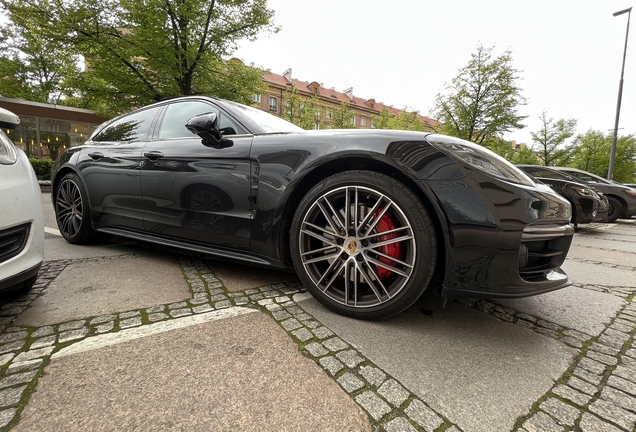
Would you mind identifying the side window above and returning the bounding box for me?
[93,107,160,142]
[158,101,240,139]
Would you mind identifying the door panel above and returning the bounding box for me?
[141,101,253,250]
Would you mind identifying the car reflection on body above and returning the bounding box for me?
[516,165,609,226]
[0,107,45,294]
[51,96,574,320]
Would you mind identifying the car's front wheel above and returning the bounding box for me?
[290,171,438,320]
[54,173,92,244]
[607,196,623,223]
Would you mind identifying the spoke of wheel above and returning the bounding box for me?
[369,234,414,249]
[61,213,73,236]
[361,257,391,298]
[71,215,80,234]
[301,245,338,257]
[353,262,360,306]
[357,195,385,233]
[316,201,340,235]
[322,197,345,232]
[344,187,351,231]
[322,259,345,292]
[301,228,340,247]
[364,202,392,236]
[344,260,351,305]
[316,256,344,287]
[57,200,71,210]
[354,187,359,232]
[75,213,83,221]
[302,221,341,239]
[303,252,341,265]
[358,264,385,303]
[59,183,70,204]
[364,255,411,278]
[74,196,82,206]
[362,226,411,241]
[367,249,413,269]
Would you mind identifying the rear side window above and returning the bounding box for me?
[93,107,161,142]
[158,101,240,139]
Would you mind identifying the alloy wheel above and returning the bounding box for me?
[55,179,84,238]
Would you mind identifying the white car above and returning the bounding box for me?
[0,107,44,293]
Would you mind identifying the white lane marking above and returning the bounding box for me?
[293,292,313,302]
[44,227,62,236]
[53,306,257,359]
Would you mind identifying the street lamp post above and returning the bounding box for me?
[608,6,632,180]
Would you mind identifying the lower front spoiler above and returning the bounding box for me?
[441,270,572,300]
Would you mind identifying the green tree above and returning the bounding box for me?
[2,0,277,115]
[433,43,527,144]
[530,111,577,166]
[387,109,427,131]
[372,107,392,129]
[281,87,325,130]
[568,130,636,182]
[327,101,355,129]
[483,137,540,165]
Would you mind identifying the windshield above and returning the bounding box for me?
[562,169,612,185]
[224,100,304,133]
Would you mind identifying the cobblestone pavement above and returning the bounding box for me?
[0,219,635,431]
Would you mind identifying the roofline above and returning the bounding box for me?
[0,97,99,115]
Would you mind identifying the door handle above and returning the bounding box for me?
[88,152,104,160]
[144,151,164,161]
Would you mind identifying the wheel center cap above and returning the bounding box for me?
[344,238,360,255]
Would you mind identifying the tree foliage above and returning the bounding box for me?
[433,43,527,144]
[530,111,577,166]
[282,87,325,130]
[482,137,541,165]
[568,130,636,183]
[327,101,355,129]
[1,0,277,115]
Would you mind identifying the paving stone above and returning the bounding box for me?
[563,337,583,349]
[540,397,580,427]
[589,399,636,431]
[355,391,392,421]
[233,297,249,305]
[249,294,264,301]
[552,384,593,406]
[147,313,168,323]
[215,300,231,309]
[58,320,86,332]
[587,351,618,366]
[30,336,56,350]
[0,386,26,408]
[272,310,291,321]
[168,302,188,310]
[0,332,27,344]
[578,412,623,432]
[0,408,16,428]
[319,356,345,376]
[607,375,636,398]
[378,379,410,408]
[535,327,560,339]
[305,342,328,357]
[359,366,386,387]
[625,348,636,359]
[265,303,282,312]
[614,364,636,381]
[568,376,598,396]
[609,321,632,334]
[536,319,562,332]
[95,322,114,333]
[119,311,141,319]
[280,318,302,331]
[404,399,444,431]
[169,309,192,318]
[336,350,365,368]
[192,304,214,314]
[522,411,565,432]
[295,313,312,321]
[58,328,88,343]
[0,307,25,316]
[30,326,53,338]
[384,417,418,432]
[0,371,38,389]
[144,306,165,314]
[285,306,302,315]
[291,328,313,342]
[7,359,42,374]
[516,312,537,323]
[579,358,608,375]
[598,332,630,349]
[312,326,334,339]
[258,299,273,306]
[120,317,143,328]
[601,386,636,414]
[589,343,621,356]
[0,342,25,355]
[13,347,53,362]
[275,296,290,303]
[563,329,591,342]
[337,373,365,393]
[0,354,13,368]
[303,320,320,329]
[574,367,604,386]
[322,337,349,352]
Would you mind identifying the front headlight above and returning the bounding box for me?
[573,186,593,196]
[626,189,636,196]
[0,130,18,165]
[427,135,536,186]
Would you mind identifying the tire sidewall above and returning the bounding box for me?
[607,197,623,222]
[55,173,92,244]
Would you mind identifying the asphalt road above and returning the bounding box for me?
[0,193,633,432]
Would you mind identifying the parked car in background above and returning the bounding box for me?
[623,183,636,189]
[517,165,609,225]
[548,167,636,222]
[0,107,45,293]
[51,96,574,319]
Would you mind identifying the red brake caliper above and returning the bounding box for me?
[373,209,403,279]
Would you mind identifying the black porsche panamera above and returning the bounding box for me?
[51,96,574,319]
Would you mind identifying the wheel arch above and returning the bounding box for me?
[279,156,448,287]
[52,166,80,200]
[606,194,628,217]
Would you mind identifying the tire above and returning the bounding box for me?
[54,173,93,244]
[290,171,437,320]
[607,196,623,223]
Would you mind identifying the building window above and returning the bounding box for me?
[326,110,332,119]
[360,117,366,127]
[269,97,277,112]
[253,94,261,103]
[351,116,356,125]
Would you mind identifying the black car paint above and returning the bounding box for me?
[51,96,574,300]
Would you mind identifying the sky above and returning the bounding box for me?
[233,0,635,145]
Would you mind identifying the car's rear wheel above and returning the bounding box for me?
[607,196,623,223]
[55,173,92,244]
[290,171,437,320]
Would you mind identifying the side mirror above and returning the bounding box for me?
[0,107,20,130]
[185,112,233,149]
